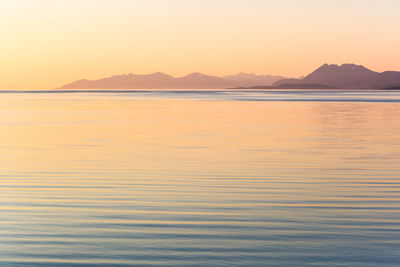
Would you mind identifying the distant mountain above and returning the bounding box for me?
[61,72,175,89]
[302,64,379,88]
[272,78,303,86]
[373,72,400,89]
[59,64,400,90]
[59,72,290,89]
[273,64,400,89]
[174,73,235,89]
[223,73,286,86]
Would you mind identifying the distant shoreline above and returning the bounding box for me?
[1,88,400,93]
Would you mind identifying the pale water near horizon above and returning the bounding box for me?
[1,90,400,266]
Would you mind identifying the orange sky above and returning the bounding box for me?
[1,0,400,89]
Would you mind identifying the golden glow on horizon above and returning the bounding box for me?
[1,0,400,89]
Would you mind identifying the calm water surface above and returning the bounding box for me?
[1,90,400,266]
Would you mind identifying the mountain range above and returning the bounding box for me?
[59,64,400,89]
[59,72,286,89]
[271,64,400,89]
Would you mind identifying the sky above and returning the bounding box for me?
[1,0,400,89]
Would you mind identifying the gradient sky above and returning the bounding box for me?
[1,0,400,89]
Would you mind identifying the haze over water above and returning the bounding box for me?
[1,90,400,266]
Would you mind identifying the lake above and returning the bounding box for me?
[1,90,400,266]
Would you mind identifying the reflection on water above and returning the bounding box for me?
[0,90,400,266]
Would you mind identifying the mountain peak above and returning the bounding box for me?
[316,63,373,72]
[340,63,372,72]
[148,72,173,78]
[302,63,381,88]
[317,63,339,70]
[184,72,208,78]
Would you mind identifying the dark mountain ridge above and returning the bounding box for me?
[273,64,400,89]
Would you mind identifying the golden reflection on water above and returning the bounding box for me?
[0,92,400,265]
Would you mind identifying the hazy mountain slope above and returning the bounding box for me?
[223,73,287,86]
[302,64,379,88]
[273,64,400,89]
[174,73,237,89]
[273,78,303,86]
[61,72,175,89]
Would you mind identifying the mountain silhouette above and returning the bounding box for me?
[174,73,235,89]
[223,73,286,86]
[273,64,400,89]
[61,72,175,89]
[59,64,400,89]
[302,64,379,88]
[59,72,288,89]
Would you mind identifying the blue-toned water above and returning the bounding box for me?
[1,90,400,266]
